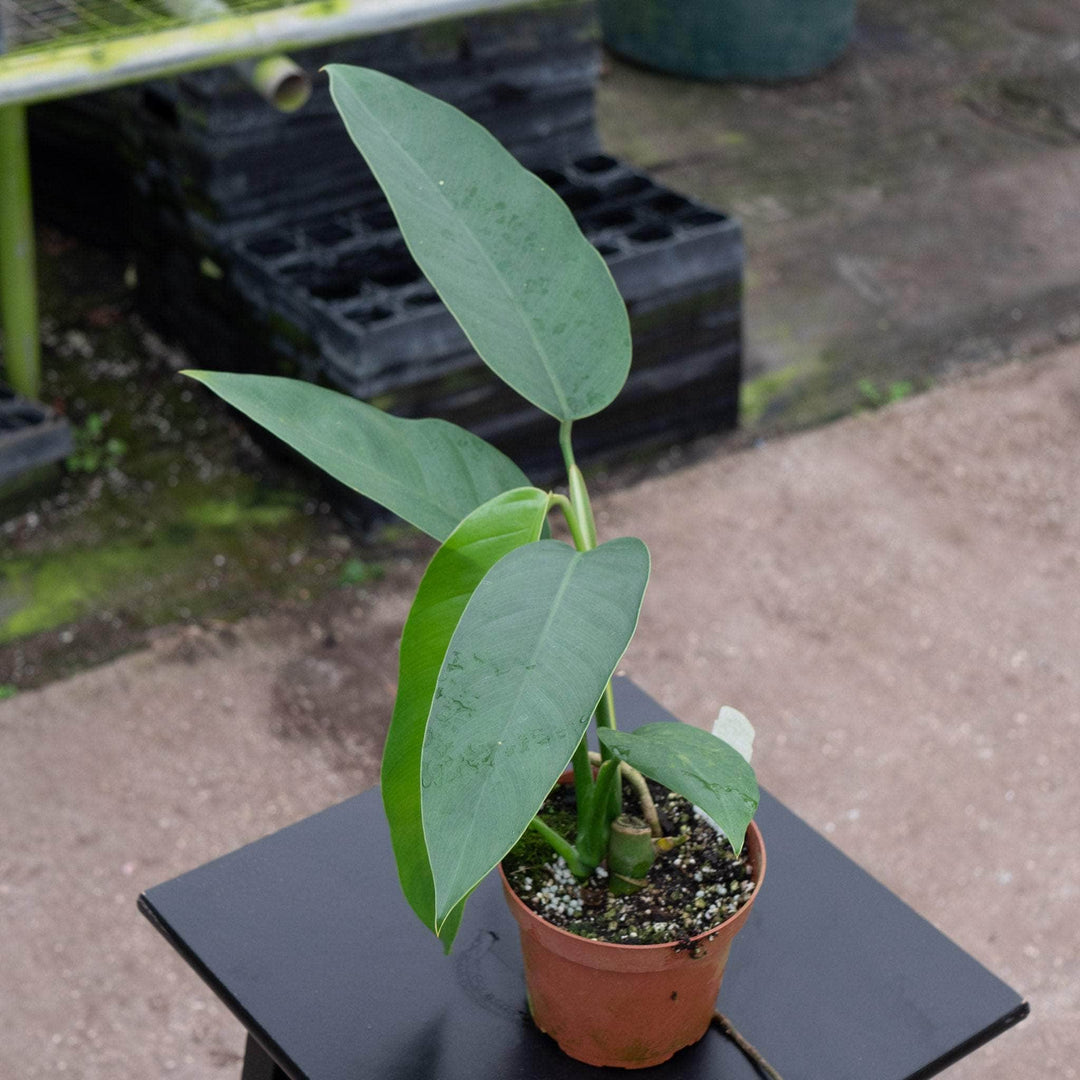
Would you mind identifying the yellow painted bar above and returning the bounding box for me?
[0,0,528,400]
[0,103,39,399]
[0,0,527,108]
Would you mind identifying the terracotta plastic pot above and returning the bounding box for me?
[500,819,765,1069]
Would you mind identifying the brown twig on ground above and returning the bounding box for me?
[712,1012,785,1080]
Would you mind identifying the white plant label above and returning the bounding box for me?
[712,705,755,764]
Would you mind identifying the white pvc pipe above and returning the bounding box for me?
[233,54,311,111]
[161,0,311,111]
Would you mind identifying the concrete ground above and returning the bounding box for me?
[599,0,1080,423]
[3,0,1080,1076]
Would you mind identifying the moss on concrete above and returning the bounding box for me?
[1,485,319,643]
[739,362,816,427]
[0,233,394,686]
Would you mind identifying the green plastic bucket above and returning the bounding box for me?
[598,0,856,82]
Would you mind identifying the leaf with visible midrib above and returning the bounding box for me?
[183,371,529,541]
[420,537,651,931]
[327,64,631,423]
[381,487,550,949]
[598,724,759,855]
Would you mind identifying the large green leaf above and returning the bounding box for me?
[183,371,529,541]
[597,724,759,855]
[327,64,631,422]
[381,487,550,948]
[422,537,650,931]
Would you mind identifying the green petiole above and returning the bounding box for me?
[528,814,590,878]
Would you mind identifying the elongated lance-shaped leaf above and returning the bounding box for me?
[183,372,529,541]
[422,537,650,932]
[597,724,759,855]
[381,487,551,948]
[327,64,632,422]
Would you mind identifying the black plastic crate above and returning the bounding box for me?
[23,0,743,510]
[0,387,74,488]
[226,157,740,395]
[28,89,141,247]
[130,73,598,229]
[133,86,598,232]
[161,0,600,136]
[30,1,601,239]
[135,154,742,481]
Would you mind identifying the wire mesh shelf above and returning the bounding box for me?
[0,1,311,54]
[0,0,526,107]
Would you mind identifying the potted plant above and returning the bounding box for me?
[186,64,762,1069]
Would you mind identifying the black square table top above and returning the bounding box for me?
[139,679,1027,1080]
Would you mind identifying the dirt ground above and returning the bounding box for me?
[1,345,1077,1078]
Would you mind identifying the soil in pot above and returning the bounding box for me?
[503,778,757,944]
[500,777,764,1069]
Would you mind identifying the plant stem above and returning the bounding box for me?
[568,465,598,549]
[607,814,655,894]
[575,758,620,869]
[623,764,661,837]
[558,419,576,480]
[595,683,617,729]
[588,752,661,837]
[559,421,598,551]
[528,815,588,878]
[548,494,589,553]
[571,733,594,838]
[595,683,621,816]
[558,422,622,817]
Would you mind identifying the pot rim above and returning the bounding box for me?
[498,817,765,953]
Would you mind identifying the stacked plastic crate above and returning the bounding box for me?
[216,156,741,480]
[33,0,742,482]
[0,387,73,492]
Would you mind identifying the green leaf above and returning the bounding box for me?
[381,487,551,946]
[183,372,529,541]
[597,723,759,855]
[436,895,469,957]
[422,537,650,930]
[327,64,631,422]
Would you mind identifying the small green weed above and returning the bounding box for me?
[858,378,915,410]
[739,362,814,425]
[338,558,385,587]
[66,413,128,474]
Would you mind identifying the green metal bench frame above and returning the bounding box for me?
[0,0,524,399]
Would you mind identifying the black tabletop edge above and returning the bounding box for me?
[906,1000,1030,1080]
[135,678,1031,1080]
[137,892,301,1080]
